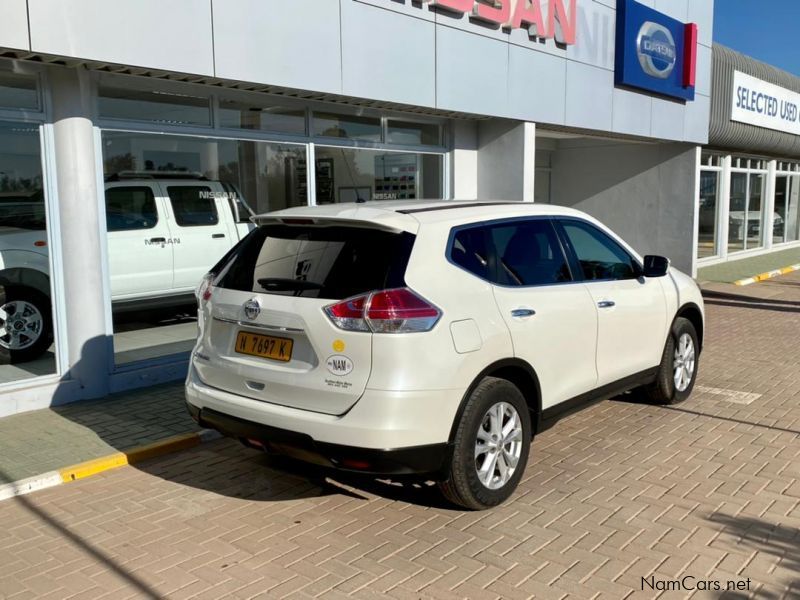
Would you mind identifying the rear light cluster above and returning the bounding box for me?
[324,287,441,334]
[197,272,214,305]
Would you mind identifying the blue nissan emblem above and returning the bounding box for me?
[636,21,676,79]
[244,298,261,320]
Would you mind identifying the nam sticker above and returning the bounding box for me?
[325,355,353,376]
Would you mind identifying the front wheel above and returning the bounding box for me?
[439,377,532,510]
[0,285,53,364]
[641,317,699,405]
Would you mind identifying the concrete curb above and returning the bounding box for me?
[734,263,800,286]
[0,429,221,502]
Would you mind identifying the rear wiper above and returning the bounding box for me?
[257,278,324,292]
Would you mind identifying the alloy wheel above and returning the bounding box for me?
[0,300,44,350]
[474,401,523,490]
[672,332,696,392]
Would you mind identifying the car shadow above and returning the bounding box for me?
[701,290,800,313]
[132,434,456,510]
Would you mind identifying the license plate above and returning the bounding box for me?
[235,331,293,362]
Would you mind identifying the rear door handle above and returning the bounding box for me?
[510,308,536,318]
[212,233,225,239]
[597,300,616,308]
[149,237,166,243]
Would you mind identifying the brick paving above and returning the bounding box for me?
[1,273,800,599]
[0,383,197,483]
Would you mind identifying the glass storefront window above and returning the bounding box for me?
[728,171,766,253]
[0,72,39,110]
[313,112,381,141]
[747,173,765,250]
[99,86,211,126]
[386,120,442,146]
[101,130,307,366]
[701,152,722,168]
[0,120,57,385]
[698,170,720,258]
[775,174,800,244]
[728,172,747,253]
[314,147,443,203]
[218,99,306,135]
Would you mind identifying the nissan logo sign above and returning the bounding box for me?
[243,298,261,320]
[636,21,677,79]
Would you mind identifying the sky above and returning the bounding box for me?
[714,0,800,76]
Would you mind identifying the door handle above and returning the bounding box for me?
[212,233,225,239]
[510,308,536,318]
[597,300,616,308]
[149,237,166,243]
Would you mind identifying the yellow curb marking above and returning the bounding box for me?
[59,453,128,483]
[734,263,800,286]
[58,432,203,483]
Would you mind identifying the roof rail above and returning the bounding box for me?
[104,171,210,182]
[396,201,523,214]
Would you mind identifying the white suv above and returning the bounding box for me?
[185,201,704,509]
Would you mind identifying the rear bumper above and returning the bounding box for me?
[185,365,461,475]
[187,403,450,475]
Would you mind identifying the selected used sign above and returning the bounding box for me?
[731,70,800,136]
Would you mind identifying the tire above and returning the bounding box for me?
[0,285,54,364]
[641,317,699,405]
[439,377,532,510]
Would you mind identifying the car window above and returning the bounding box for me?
[0,190,46,230]
[450,227,491,281]
[560,220,639,281]
[490,219,571,286]
[105,186,158,232]
[167,186,218,226]
[215,225,415,299]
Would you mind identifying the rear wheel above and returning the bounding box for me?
[439,377,531,510]
[0,285,53,364]
[641,317,699,405]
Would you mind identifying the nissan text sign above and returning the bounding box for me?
[406,0,578,45]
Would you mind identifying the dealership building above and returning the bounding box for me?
[0,0,717,414]
[696,45,800,265]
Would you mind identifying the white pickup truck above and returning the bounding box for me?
[0,174,256,363]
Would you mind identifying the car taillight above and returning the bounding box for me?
[324,294,370,332]
[197,272,214,305]
[324,288,441,334]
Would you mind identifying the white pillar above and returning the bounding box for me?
[450,120,478,199]
[691,147,701,278]
[718,154,732,261]
[49,66,110,399]
[764,159,777,250]
[477,120,536,202]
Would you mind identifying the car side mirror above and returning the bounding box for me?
[643,255,670,277]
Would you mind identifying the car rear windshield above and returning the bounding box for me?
[214,224,415,300]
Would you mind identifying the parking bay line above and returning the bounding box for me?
[695,386,762,405]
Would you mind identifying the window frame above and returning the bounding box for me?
[446,216,577,289]
[0,81,68,390]
[554,217,644,283]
